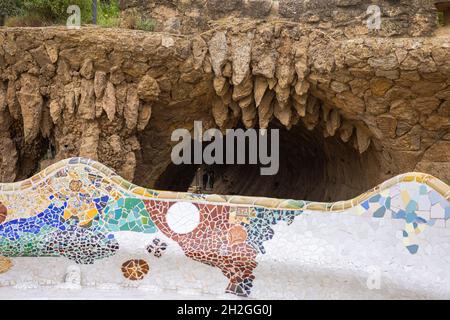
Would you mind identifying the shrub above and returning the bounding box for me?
[4,0,121,27]
[120,9,155,32]
[22,0,92,23]
[135,17,155,32]
[0,0,22,25]
[0,0,23,17]
[5,12,51,27]
[438,12,445,27]
[3,0,134,30]
[98,0,120,28]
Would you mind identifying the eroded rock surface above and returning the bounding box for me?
[0,19,449,200]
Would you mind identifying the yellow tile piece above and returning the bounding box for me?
[132,187,146,196]
[405,223,414,233]
[401,190,410,206]
[84,208,98,220]
[416,224,427,234]
[63,209,72,220]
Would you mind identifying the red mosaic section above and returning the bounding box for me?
[144,200,258,297]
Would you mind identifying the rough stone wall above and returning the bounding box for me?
[203,23,450,195]
[0,27,215,183]
[0,23,449,200]
[119,0,438,37]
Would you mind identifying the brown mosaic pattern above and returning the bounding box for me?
[228,225,248,245]
[69,180,82,192]
[121,259,150,281]
[0,202,7,224]
[0,256,12,274]
[145,200,258,297]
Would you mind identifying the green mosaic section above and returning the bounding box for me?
[94,198,157,233]
[0,225,58,257]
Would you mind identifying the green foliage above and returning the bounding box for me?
[438,12,445,27]
[98,0,120,28]
[22,0,92,23]
[135,17,155,32]
[0,0,23,17]
[4,0,120,26]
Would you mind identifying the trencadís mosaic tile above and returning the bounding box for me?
[0,157,449,297]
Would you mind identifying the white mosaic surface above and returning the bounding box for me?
[1,211,450,300]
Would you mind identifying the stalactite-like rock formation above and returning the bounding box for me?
[0,15,449,200]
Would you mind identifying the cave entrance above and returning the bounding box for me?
[154,120,381,202]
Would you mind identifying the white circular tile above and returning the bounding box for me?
[166,202,200,234]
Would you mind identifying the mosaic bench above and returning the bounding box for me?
[0,158,449,298]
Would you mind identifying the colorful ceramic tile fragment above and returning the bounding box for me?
[0,157,449,297]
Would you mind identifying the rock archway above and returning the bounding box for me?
[203,120,382,202]
[153,116,383,202]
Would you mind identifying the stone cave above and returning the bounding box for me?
[154,118,383,202]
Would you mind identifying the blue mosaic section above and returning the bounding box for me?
[0,196,119,263]
[244,208,303,254]
[0,203,67,241]
[356,182,450,254]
